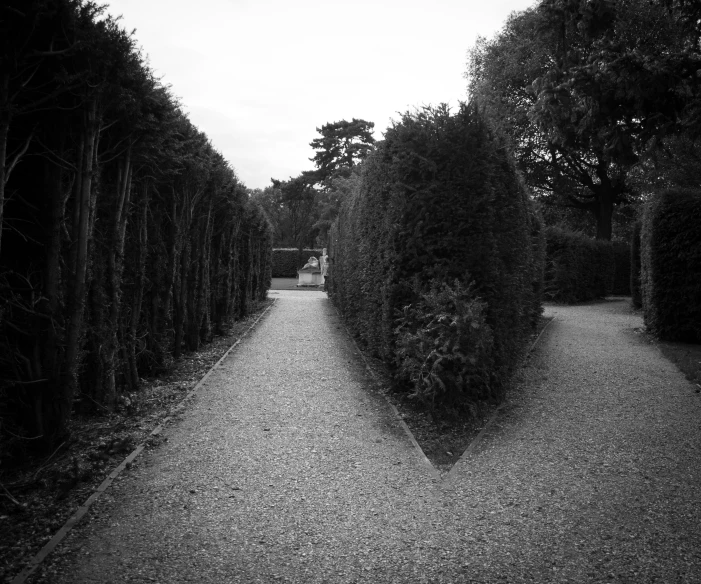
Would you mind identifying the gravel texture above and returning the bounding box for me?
[32,295,701,583]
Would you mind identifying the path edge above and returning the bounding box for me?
[11,299,277,584]
[442,314,556,486]
[329,304,441,482]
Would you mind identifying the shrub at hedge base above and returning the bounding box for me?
[328,104,544,412]
[272,248,322,277]
[394,280,494,412]
[544,226,615,303]
[642,189,701,342]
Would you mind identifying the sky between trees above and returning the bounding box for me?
[103,0,536,189]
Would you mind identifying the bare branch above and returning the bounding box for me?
[0,482,22,507]
[2,6,26,17]
[31,136,79,172]
[31,46,76,58]
[4,127,34,184]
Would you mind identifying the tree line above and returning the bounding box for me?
[468,0,700,241]
[0,0,272,452]
[256,1,700,252]
[250,118,376,251]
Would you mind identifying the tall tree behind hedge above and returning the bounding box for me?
[309,119,375,186]
[468,0,701,240]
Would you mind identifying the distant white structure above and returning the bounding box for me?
[319,248,329,284]
[297,256,322,286]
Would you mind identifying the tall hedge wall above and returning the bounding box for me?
[641,189,701,342]
[272,248,322,277]
[328,104,544,410]
[630,221,643,308]
[0,1,274,449]
[612,241,631,295]
[544,227,615,303]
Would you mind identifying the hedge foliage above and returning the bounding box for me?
[631,221,643,308]
[328,104,544,411]
[395,280,495,410]
[641,189,701,342]
[612,241,631,295]
[271,248,322,277]
[544,227,615,303]
[0,1,273,448]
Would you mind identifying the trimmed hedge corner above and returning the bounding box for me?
[612,241,631,295]
[544,227,615,303]
[328,104,544,412]
[272,248,322,277]
[631,221,643,308]
[641,189,701,342]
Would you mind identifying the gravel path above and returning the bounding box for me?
[37,294,701,583]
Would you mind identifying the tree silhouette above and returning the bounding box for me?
[309,118,375,186]
[468,0,701,239]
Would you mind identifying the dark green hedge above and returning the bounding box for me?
[544,227,615,303]
[641,189,701,342]
[328,104,544,411]
[612,241,631,295]
[271,248,322,277]
[631,221,643,308]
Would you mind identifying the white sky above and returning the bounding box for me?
[104,0,534,190]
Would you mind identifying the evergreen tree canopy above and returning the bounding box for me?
[264,175,319,248]
[309,118,375,185]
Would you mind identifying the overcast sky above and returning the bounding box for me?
[104,0,534,190]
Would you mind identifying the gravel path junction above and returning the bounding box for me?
[31,292,701,583]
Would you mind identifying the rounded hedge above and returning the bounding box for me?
[328,104,544,410]
[641,189,701,342]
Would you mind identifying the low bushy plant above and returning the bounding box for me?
[641,189,701,342]
[394,280,494,413]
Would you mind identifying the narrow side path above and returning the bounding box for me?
[444,299,701,582]
[35,295,701,583]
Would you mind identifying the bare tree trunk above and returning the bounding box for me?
[0,114,7,260]
[127,183,148,388]
[240,230,252,317]
[62,99,99,436]
[0,73,11,259]
[594,162,615,241]
[100,150,133,408]
[230,223,241,320]
[595,191,614,241]
[196,199,213,345]
[186,218,201,352]
[174,237,190,360]
[148,193,177,371]
[35,148,69,444]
